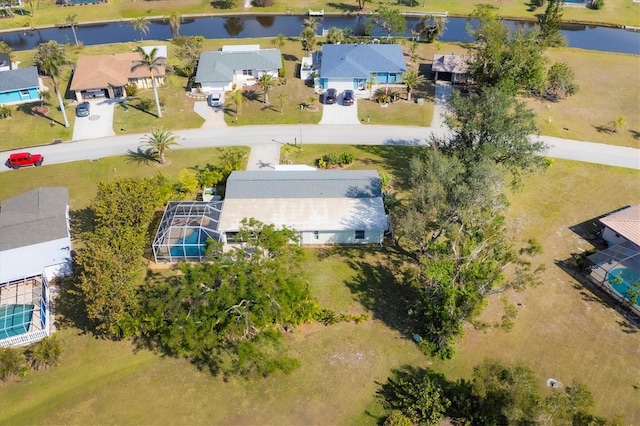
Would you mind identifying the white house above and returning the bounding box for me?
[218,170,388,245]
[194,45,282,93]
[599,205,640,248]
[0,187,71,284]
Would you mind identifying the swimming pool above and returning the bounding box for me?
[169,229,207,258]
[0,304,34,339]
[607,267,640,303]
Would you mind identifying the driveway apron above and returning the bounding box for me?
[319,99,361,125]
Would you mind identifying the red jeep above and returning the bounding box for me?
[7,152,44,169]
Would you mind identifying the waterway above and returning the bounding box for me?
[1,15,638,55]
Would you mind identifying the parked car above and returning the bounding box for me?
[208,92,222,107]
[324,88,337,104]
[7,152,44,169]
[75,101,90,117]
[342,90,354,106]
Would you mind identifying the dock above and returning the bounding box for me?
[308,9,324,16]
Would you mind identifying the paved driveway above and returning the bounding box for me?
[193,101,227,128]
[72,99,116,141]
[319,95,361,125]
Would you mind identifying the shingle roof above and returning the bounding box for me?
[319,44,406,79]
[600,205,640,246]
[431,54,471,74]
[0,67,39,93]
[70,52,166,91]
[225,170,382,199]
[0,188,69,251]
[194,48,282,83]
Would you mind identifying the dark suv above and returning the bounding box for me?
[324,88,337,104]
[342,89,354,106]
[7,152,44,169]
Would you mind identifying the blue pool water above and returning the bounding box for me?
[607,267,640,303]
[169,230,206,258]
[0,304,34,339]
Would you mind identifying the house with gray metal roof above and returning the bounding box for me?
[194,45,282,93]
[219,170,387,245]
[0,66,40,106]
[318,44,406,92]
[0,187,71,284]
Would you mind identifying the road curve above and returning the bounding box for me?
[1,125,638,172]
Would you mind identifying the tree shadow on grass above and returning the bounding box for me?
[326,2,359,12]
[341,246,420,336]
[53,274,93,335]
[69,207,96,237]
[126,147,160,165]
[355,145,423,190]
[14,102,66,127]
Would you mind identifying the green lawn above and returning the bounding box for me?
[0,147,249,208]
[0,0,637,31]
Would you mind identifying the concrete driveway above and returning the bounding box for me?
[72,99,116,141]
[193,101,227,128]
[319,95,361,125]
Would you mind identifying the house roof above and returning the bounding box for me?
[600,205,640,246]
[319,44,406,79]
[70,52,166,91]
[0,187,69,251]
[431,54,471,74]
[0,67,39,93]
[219,170,386,232]
[224,170,382,199]
[194,48,282,83]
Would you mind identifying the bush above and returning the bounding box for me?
[137,98,153,111]
[124,83,138,97]
[0,347,29,382]
[254,0,274,6]
[591,0,604,9]
[279,55,286,78]
[340,152,355,165]
[316,151,355,168]
[0,104,12,119]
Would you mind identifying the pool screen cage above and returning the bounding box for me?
[588,240,640,316]
[152,200,224,263]
[0,274,50,348]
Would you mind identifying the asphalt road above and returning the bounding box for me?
[1,125,639,171]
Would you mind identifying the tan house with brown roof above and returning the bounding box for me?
[432,54,472,84]
[70,52,166,102]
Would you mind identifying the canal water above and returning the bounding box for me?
[1,15,638,55]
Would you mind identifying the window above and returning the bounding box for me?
[313,231,319,240]
[20,90,30,97]
[242,69,253,76]
[355,230,365,240]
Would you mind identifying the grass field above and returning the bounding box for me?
[1,149,639,423]
[0,0,637,31]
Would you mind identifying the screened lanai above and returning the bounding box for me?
[152,201,224,263]
[588,240,640,316]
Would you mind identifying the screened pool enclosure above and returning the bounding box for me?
[0,274,50,347]
[152,201,224,262]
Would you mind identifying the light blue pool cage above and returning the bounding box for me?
[152,201,224,263]
[0,274,50,347]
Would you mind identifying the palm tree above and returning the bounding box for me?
[257,73,276,105]
[168,12,181,38]
[367,74,377,100]
[402,69,426,102]
[39,89,50,107]
[34,41,69,128]
[302,17,319,32]
[326,27,344,44]
[29,336,63,371]
[277,92,289,113]
[301,27,316,52]
[270,33,286,50]
[131,46,164,118]
[141,128,179,164]
[66,14,79,46]
[132,17,149,42]
[611,116,627,133]
[228,89,246,116]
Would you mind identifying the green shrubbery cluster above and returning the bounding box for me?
[591,0,604,9]
[315,152,355,169]
[0,105,12,119]
[124,83,138,97]
[0,337,63,382]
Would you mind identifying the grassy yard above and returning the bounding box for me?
[0,0,637,31]
[0,147,249,208]
[1,148,639,423]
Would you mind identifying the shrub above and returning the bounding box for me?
[339,152,355,165]
[314,308,339,325]
[316,152,355,168]
[279,55,286,78]
[0,347,29,382]
[28,336,63,371]
[591,0,604,9]
[137,98,153,111]
[0,104,11,119]
[124,83,138,97]
[254,0,274,7]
